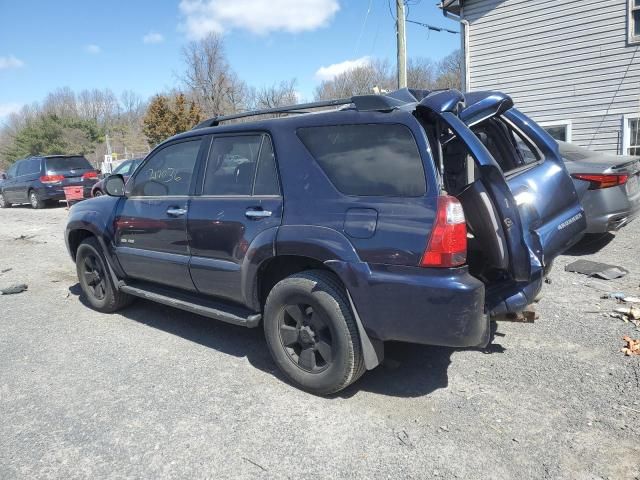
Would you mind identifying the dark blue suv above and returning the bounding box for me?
[0,155,98,208]
[65,89,586,394]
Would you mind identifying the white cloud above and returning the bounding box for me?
[179,0,339,38]
[315,56,370,81]
[143,32,165,44]
[84,44,101,54]
[0,102,22,121]
[0,55,25,70]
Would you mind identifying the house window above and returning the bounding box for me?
[624,115,640,156]
[540,121,572,143]
[631,0,640,43]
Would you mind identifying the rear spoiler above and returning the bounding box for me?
[459,91,514,127]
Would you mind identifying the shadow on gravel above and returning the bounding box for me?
[68,283,505,398]
[565,233,615,256]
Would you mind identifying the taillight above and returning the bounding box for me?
[82,171,98,180]
[420,195,467,268]
[40,175,64,184]
[571,173,628,190]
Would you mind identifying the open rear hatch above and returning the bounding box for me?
[415,90,586,314]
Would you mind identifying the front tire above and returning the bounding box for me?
[93,190,103,197]
[76,237,134,313]
[29,190,45,209]
[0,192,11,208]
[263,270,365,395]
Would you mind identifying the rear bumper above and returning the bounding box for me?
[38,183,94,201]
[330,262,490,348]
[582,185,640,233]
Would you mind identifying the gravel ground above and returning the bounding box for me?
[0,205,639,479]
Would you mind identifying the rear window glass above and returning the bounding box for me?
[45,156,92,171]
[297,124,426,196]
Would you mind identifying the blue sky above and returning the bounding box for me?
[0,0,460,122]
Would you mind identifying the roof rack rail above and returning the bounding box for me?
[191,94,408,130]
[192,98,352,129]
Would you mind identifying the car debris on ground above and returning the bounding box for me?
[0,283,28,295]
[621,336,640,356]
[601,292,640,303]
[565,259,629,280]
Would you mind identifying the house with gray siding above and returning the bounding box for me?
[440,0,640,156]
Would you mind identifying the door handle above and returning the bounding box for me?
[166,207,187,217]
[245,209,272,219]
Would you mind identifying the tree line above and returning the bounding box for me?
[0,33,462,169]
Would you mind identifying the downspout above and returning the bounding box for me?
[442,4,470,92]
[460,19,470,92]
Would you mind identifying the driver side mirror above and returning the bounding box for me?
[0,173,6,180]
[105,174,126,197]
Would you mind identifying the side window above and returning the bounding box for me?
[254,137,280,196]
[297,124,426,196]
[131,139,202,197]
[27,159,41,175]
[7,163,18,178]
[509,128,541,166]
[202,135,262,196]
[16,161,29,177]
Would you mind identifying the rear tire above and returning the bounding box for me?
[29,190,45,209]
[0,192,11,208]
[263,270,365,395]
[93,190,103,197]
[76,237,134,313]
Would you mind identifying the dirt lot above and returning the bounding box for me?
[0,205,639,479]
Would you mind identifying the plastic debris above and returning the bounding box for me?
[0,284,28,295]
[565,260,629,280]
[621,336,640,356]
[601,292,627,301]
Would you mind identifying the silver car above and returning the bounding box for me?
[558,141,640,233]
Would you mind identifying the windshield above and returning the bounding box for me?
[113,158,143,175]
[113,160,132,175]
[45,156,92,171]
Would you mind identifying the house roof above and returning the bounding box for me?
[439,0,462,16]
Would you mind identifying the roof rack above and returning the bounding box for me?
[192,94,408,130]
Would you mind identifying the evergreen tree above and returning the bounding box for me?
[142,95,174,146]
[1,114,103,162]
[142,94,204,146]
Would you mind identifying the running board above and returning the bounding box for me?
[119,282,261,328]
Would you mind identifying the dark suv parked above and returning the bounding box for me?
[65,89,586,394]
[0,155,98,208]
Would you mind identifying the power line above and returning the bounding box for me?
[405,18,459,34]
[354,0,374,56]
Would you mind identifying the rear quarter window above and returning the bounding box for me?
[297,124,426,196]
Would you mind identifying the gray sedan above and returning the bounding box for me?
[558,141,640,233]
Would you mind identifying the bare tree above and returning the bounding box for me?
[434,50,463,90]
[76,88,119,126]
[314,59,393,100]
[407,57,436,90]
[249,79,299,110]
[42,87,78,118]
[180,33,248,117]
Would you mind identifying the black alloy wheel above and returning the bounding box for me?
[279,303,334,373]
[81,251,107,301]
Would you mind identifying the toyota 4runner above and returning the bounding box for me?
[65,89,586,394]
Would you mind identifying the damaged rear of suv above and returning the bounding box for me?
[66,88,586,395]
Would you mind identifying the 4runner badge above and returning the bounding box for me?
[558,212,583,231]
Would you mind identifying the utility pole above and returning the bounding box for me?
[396,0,407,89]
